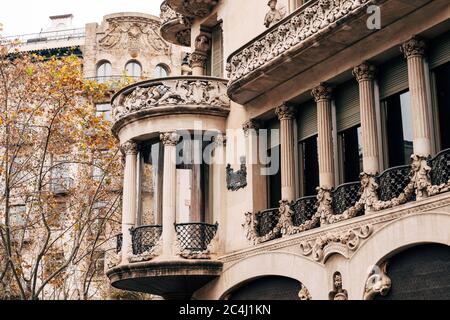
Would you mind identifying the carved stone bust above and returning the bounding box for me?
[329,272,348,300]
[264,0,285,28]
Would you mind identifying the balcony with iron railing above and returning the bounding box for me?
[244,148,450,244]
[225,0,433,105]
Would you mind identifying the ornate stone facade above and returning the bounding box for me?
[167,0,219,18]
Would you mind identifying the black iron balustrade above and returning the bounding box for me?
[116,234,123,254]
[377,165,414,202]
[291,196,317,226]
[175,223,218,252]
[429,148,450,186]
[131,225,163,255]
[255,208,280,237]
[332,182,362,215]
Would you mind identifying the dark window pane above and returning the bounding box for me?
[340,126,363,182]
[301,136,319,196]
[268,145,282,208]
[435,62,450,151]
[384,91,413,167]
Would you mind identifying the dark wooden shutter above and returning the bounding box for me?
[379,56,409,99]
[297,100,317,141]
[429,31,450,69]
[211,24,223,78]
[335,80,360,132]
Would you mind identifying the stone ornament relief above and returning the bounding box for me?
[364,261,391,300]
[168,0,219,18]
[227,0,375,82]
[329,272,348,300]
[128,238,163,263]
[98,16,169,57]
[264,0,286,28]
[112,78,230,122]
[160,2,193,47]
[298,285,312,300]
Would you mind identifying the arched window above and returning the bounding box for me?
[96,61,112,83]
[125,61,142,79]
[154,64,169,78]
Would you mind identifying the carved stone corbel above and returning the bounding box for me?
[364,261,392,300]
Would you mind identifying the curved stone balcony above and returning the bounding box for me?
[226,0,432,104]
[107,223,223,299]
[111,75,230,137]
[166,0,219,18]
[160,1,191,47]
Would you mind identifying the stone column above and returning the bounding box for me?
[275,104,297,202]
[189,52,208,76]
[160,132,179,258]
[120,141,138,263]
[401,37,432,157]
[353,62,380,174]
[312,84,335,189]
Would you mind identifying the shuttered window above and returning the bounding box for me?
[379,56,409,99]
[335,80,360,132]
[297,100,317,141]
[211,24,224,78]
[429,31,450,69]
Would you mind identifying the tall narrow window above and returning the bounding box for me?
[339,126,363,182]
[154,64,169,78]
[96,61,112,83]
[211,23,224,78]
[300,136,319,196]
[266,120,281,208]
[125,61,142,79]
[383,91,413,167]
[434,62,450,151]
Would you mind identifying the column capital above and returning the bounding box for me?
[401,36,426,59]
[212,133,227,147]
[160,132,180,146]
[311,83,332,102]
[275,103,296,121]
[189,51,208,69]
[353,62,376,82]
[120,140,138,156]
[242,119,261,136]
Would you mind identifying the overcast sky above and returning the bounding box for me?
[0,0,161,36]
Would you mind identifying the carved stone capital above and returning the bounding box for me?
[311,84,332,102]
[120,141,138,156]
[189,51,208,68]
[353,62,376,82]
[242,119,261,136]
[275,103,296,121]
[160,132,180,146]
[401,37,426,59]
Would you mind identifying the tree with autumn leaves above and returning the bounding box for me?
[0,45,125,300]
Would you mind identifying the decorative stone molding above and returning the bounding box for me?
[401,36,426,59]
[242,119,261,137]
[299,224,373,262]
[160,1,192,47]
[227,0,374,82]
[329,272,348,300]
[112,76,230,125]
[98,15,168,57]
[128,238,163,263]
[353,62,376,82]
[275,103,296,121]
[167,0,219,18]
[264,0,286,28]
[311,83,332,102]
[226,157,247,191]
[160,132,180,146]
[120,141,138,156]
[298,285,312,300]
[364,261,391,300]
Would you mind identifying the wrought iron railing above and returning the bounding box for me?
[116,234,123,254]
[332,182,362,215]
[255,208,280,237]
[1,28,85,45]
[429,148,450,186]
[291,196,317,226]
[131,225,162,255]
[175,223,218,252]
[377,165,414,202]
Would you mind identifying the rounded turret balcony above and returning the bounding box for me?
[166,0,219,18]
[160,1,191,47]
[111,75,230,140]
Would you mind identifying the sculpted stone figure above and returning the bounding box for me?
[329,272,348,300]
[264,0,285,28]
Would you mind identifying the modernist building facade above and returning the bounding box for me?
[105,0,450,300]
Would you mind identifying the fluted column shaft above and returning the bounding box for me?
[354,62,380,174]
[160,132,179,258]
[402,37,432,157]
[276,104,297,202]
[120,141,138,263]
[312,84,335,189]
